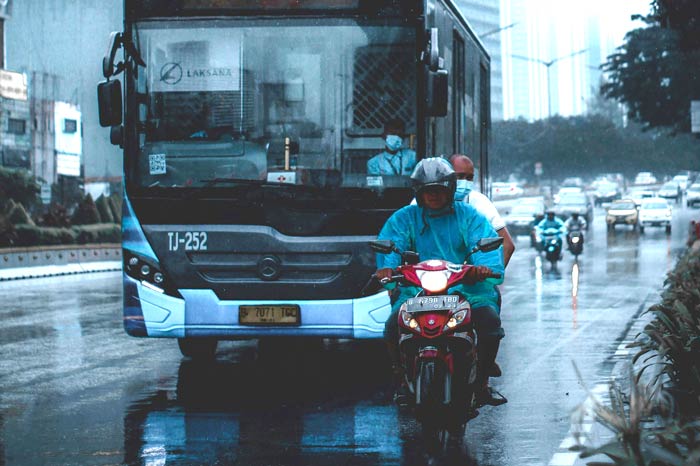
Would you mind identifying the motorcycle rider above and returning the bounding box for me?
[535,210,566,259]
[375,157,507,407]
[563,213,586,250]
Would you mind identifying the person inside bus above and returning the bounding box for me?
[375,157,507,407]
[366,118,417,176]
[450,154,515,267]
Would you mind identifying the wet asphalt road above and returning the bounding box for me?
[0,203,696,466]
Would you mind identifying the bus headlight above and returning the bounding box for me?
[124,250,179,297]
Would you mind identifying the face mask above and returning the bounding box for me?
[455,179,474,201]
[385,134,403,152]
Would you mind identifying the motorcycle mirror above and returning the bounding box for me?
[403,251,420,265]
[476,237,504,252]
[369,240,395,254]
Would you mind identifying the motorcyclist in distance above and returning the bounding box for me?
[375,157,507,407]
[535,210,566,259]
[563,213,586,253]
[563,212,586,232]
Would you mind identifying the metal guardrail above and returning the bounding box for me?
[0,244,122,281]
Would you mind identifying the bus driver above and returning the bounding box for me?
[367,118,417,176]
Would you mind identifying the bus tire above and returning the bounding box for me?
[178,338,218,360]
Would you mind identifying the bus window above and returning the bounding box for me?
[132,19,416,189]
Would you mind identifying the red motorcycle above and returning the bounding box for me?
[370,237,503,446]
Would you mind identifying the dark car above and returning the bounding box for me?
[554,192,593,228]
[504,200,545,248]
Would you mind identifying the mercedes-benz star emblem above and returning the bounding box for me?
[160,63,182,85]
[257,256,282,281]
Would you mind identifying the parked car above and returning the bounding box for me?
[638,198,672,234]
[657,181,681,203]
[555,192,593,227]
[592,180,621,205]
[492,182,524,199]
[504,201,546,247]
[605,199,639,231]
[634,171,657,185]
[687,183,700,207]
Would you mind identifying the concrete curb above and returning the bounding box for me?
[548,293,657,466]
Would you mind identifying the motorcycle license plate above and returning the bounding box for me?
[239,305,300,325]
[406,295,459,312]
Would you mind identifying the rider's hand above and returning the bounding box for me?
[375,268,394,282]
[463,266,500,284]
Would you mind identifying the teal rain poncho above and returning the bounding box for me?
[377,201,505,310]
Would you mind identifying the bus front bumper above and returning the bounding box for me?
[125,275,392,339]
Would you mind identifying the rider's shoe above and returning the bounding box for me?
[393,382,412,406]
[475,386,508,407]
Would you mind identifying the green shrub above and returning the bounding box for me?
[40,203,71,228]
[14,224,76,246]
[95,195,115,224]
[8,202,35,226]
[71,194,100,225]
[0,166,40,213]
[108,193,123,222]
[73,223,121,244]
[0,212,17,247]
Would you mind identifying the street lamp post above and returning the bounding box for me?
[481,22,517,39]
[512,49,587,118]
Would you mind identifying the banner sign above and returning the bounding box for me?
[0,69,27,101]
[144,28,241,93]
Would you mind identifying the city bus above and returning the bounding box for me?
[97,0,492,358]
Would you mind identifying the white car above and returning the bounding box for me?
[634,172,657,185]
[492,182,524,199]
[638,199,672,234]
[626,188,656,206]
[687,183,700,207]
[673,174,689,191]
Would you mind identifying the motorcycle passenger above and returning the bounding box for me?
[449,154,515,267]
[375,157,507,407]
[536,211,566,258]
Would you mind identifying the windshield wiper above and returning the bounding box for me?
[199,177,272,188]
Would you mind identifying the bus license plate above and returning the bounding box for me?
[239,305,300,325]
[406,295,459,312]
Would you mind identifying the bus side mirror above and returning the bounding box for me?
[424,27,448,116]
[425,68,448,116]
[97,80,122,127]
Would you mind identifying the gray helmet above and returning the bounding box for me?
[410,157,457,205]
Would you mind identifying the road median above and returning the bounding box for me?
[0,243,121,281]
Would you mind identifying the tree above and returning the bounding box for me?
[0,167,40,213]
[491,115,699,182]
[601,2,700,132]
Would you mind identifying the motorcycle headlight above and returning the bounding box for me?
[571,236,580,244]
[445,309,469,330]
[400,307,421,332]
[417,270,450,293]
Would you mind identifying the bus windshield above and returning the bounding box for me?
[131,18,417,191]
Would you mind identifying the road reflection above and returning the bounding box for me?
[122,342,479,465]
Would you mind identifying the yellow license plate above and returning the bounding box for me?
[239,305,301,325]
